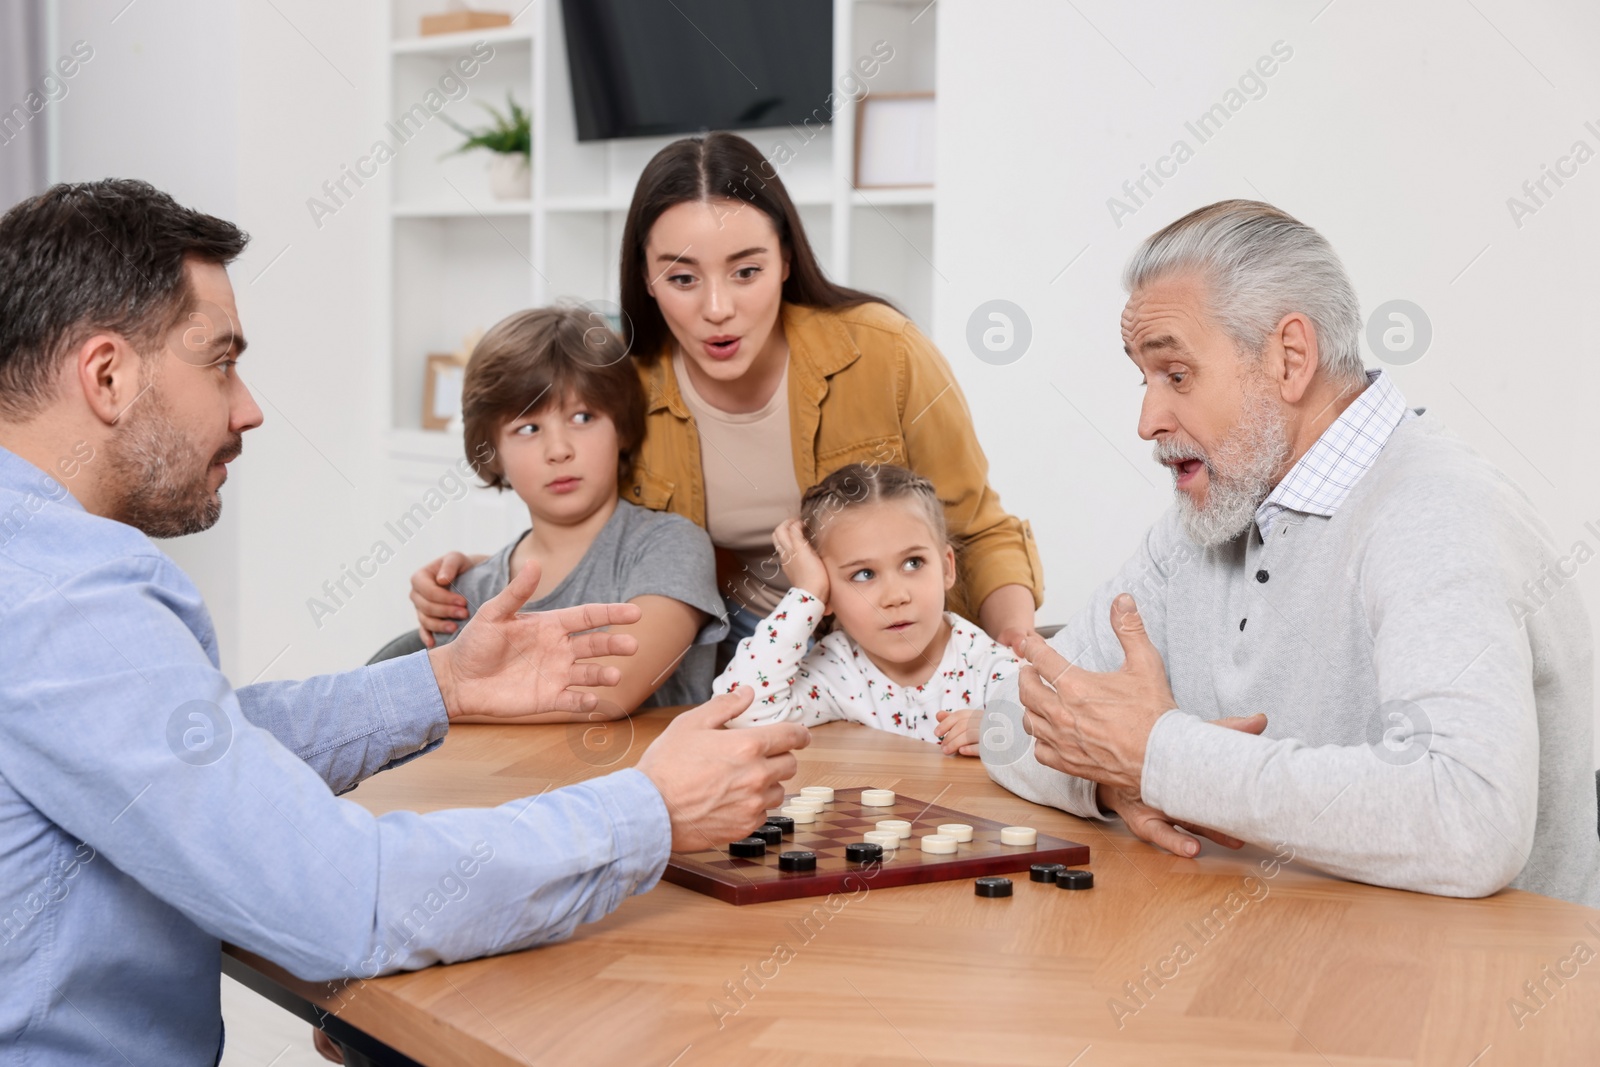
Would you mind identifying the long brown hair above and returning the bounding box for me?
[619,132,889,361]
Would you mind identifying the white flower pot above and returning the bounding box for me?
[488,154,530,200]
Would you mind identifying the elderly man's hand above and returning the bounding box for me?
[427,560,642,720]
[1015,593,1177,790]
[1093,708,1268,857]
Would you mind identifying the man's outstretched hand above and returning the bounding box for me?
[426,560,641,720]
[636,688,812,851]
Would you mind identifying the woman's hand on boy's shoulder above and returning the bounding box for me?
[411,551,488,648]
[772,519,829,607]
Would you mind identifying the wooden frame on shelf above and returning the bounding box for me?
[419,9,511,37]
[854,91,936,190]
[421,354,466,431]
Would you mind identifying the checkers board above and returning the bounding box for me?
[663,787,1091,905]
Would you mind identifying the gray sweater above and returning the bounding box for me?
[984,415,1600,906]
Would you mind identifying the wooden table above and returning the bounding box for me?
[225,709,1600,1066]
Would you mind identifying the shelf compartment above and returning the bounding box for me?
[391,24,535,56]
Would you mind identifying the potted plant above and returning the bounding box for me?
[442,93,531,200]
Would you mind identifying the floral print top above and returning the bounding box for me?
[716,586,1019,745]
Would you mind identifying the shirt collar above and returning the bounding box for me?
[0,443,86,511]
[1255,369,1410,538]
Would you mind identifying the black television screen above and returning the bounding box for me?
[561,0,833,142]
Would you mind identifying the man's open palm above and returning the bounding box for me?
[428,560,642,719]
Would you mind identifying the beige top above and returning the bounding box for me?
[672,351,800,614]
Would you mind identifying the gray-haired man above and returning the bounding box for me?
[986,200,1599,906]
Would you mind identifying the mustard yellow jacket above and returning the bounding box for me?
[621,302,1043,619]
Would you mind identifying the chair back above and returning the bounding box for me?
[368,630,427,665]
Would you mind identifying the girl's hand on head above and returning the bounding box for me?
[935,708,984,757]
[409,551,487,647]
[773,518,830,607]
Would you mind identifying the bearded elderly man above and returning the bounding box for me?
[985,199,1599,906]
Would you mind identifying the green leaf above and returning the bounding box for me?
[439,90,531,158]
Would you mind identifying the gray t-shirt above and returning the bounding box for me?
[435,500,727,709]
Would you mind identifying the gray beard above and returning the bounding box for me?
[1154,382,1290,549]
[107,391,235,539]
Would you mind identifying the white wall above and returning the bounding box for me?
[51,0,246,669]
[50,0,395,682]
[231,2,396,686]
[931,0,1600,765]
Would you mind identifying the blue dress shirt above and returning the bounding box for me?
[0,445,671,1064]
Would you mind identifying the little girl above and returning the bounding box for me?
[717,464,1018,756]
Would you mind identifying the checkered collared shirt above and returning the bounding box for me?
[1255,369,1415,539]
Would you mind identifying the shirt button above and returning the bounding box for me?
[633,486,641,496]
[1239,618,1248,631]
[1255,569,1269,583]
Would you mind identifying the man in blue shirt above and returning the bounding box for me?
[0,179,809,1064]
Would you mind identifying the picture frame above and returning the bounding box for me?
[419,10,511,37]
[854,92,936,189]
[421,354,466,431]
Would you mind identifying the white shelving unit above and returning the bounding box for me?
[379,0,939,498]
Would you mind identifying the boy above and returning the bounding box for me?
[417,307,726,717]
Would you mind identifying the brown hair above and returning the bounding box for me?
[619,131,890,361]
[0,179,248,420]
[461,306,644,490]
[800,463,947,552]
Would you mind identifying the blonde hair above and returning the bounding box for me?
[800,463,947,550]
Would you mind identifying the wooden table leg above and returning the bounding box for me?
[220,952,426,1067]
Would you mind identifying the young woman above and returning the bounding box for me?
[617,131,1041,646]
[411,131,1041,659]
